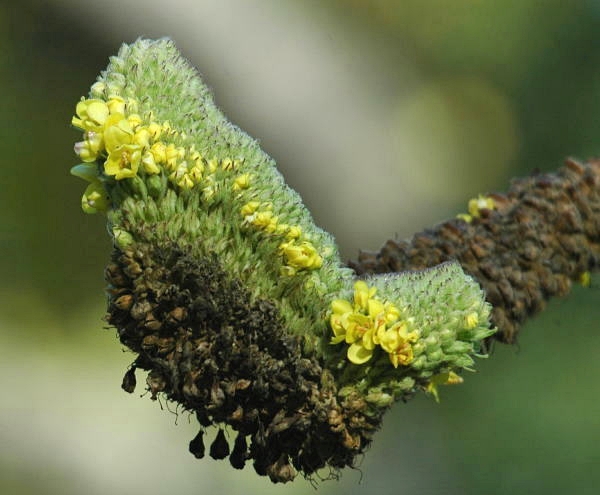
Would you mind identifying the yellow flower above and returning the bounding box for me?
[74,131,104,162]
[353,280,377,312]
[147,122,163,140]
[133,126,152,148]
[207,158,219,173]
[149,142,167,164]
[426,371,464,402]
[106,96,126,115]
[72,99,109,131]
[141,150,161,175]
[103,114,134,153]
[189,164,204,183]
[251,211,278,233]
[329,299,354,343]
[240,201,261,218]
[383,302,400,325]
[465,312,479,329]
[189,148,204,171]
[165,144,185,171]
[467,194,495,219]
[169,163,196,189]
[233,174,251,191]
[580,271,592,287]
[81,181,109,214]
[329,299,378,364]
[378,320,419,368]
[456,213,473,223]
[279,240,322,271]
[286,226,302,239]
[104,143,141,180]
[127,113,143,129]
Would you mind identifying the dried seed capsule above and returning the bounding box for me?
[209,429,230,460]
[121,366,136,393]
[229,432,247,469]
[189,429,205,459]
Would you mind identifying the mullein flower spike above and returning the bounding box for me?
[71,38,494,482]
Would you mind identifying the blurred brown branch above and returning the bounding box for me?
[350,158,600,344]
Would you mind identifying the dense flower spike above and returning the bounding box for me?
[351,158,600,344]
[71,38,494,482]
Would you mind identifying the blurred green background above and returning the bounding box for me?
[2,1,600,494]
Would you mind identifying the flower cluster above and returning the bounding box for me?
[457,194,497,223]
[71,96,243,212]
[330,281,419,366]
[240,201,323,276]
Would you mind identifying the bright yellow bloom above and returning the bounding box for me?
[233,174,251,191]
[127,113,143,129]
[149,142,167,164]
[354,280,377,312]
[279,240,322,271]
[275,224,302,239]
[378,320,419,368]
[169,163,196,189]
[106,96,126,115]
[72,99,110,131]
[104,143,141,180]
[251,211,278,233]
[286,226,302,239]
[467,194,496,219]
[165,144,185,171]
[330,280,419,367]
[188,164,203,183]
[161,120,174,135]
[147,122,163,140]
[329,299,354,343]
[241,201,261,218]
[133,126,152,148]
[103,114,134,153]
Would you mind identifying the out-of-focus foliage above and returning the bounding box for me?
[2,1,600,494]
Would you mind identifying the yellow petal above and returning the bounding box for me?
[347,343,373,365]
[367,299,384,319]
[331,299,353,315]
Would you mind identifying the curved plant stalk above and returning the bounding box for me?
[68,38,560,483]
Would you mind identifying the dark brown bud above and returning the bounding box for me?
[266,454,296,484]
[114,294,133,310]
